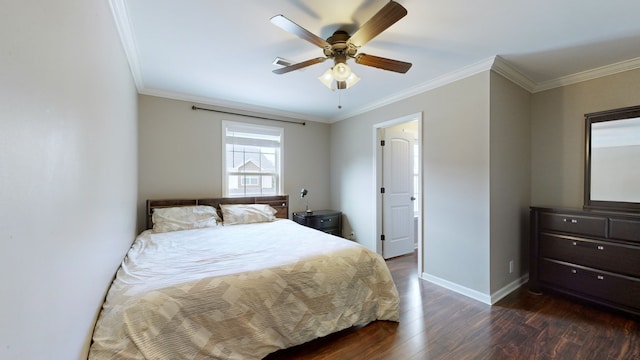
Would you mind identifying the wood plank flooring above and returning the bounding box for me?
[265,251,640,360]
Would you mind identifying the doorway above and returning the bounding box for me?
[373,113,422,271]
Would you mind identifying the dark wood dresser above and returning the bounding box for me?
[530,207,640,316]
[293,210,342,237]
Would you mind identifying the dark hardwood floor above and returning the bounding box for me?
[266,251,640,360]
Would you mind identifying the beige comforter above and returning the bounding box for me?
[89,219,399,359]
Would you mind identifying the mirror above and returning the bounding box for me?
[584,105,640,212]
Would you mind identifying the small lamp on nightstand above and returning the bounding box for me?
[300,188,312,213]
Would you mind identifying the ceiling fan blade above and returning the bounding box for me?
[270,15,331,49]
[347,1,408,48]
[355,54,412,73]
[272,57,327,74]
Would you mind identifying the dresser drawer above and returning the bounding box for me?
[610,218,640,243]
[310,214,341,230]
[539,259,640,310]
[539,233,640,277]
[539,212,606,237]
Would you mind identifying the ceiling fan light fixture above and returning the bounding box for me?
[318,68,334,89]
[318,65,360,90]
[344,72,361,88]
[332,62,352,81]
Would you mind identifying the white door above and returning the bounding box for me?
[382,129,415,259]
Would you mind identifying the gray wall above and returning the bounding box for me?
[331,69,532,300]
[422,72,492,294]
[531,68,640,208]
[137,95,333,233]
[0,1,138,359]
[332,72,495,295]
[489,72,531,294]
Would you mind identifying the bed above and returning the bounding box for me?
[88,195,400,360]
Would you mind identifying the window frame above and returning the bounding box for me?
[221,120,284,197]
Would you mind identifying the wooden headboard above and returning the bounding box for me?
[146,195,289,230]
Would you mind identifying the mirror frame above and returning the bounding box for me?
[584,104,640,212]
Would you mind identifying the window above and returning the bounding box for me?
[222,121,283,197]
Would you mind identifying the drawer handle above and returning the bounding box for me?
[597,275,604,280]
[562,218,578,223]
[571,269,577,274]
[571,242,604,250]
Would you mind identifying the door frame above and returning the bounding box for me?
[373,112,423,272]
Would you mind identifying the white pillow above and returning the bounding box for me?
[220,204,278,225]
[152,205,221,233]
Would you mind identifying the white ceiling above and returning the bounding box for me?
[111,0,640,123]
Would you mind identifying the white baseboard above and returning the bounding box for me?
[421,272,529,305]
[491,274,529,304]
[421,273,492,304]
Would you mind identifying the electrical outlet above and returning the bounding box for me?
[509,260,514,274]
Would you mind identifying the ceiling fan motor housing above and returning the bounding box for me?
[323,30,358,59]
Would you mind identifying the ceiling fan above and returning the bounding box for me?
[270,0,412,90]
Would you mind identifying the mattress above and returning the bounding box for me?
[89,219,399,359]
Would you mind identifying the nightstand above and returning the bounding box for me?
[293,210,342,237]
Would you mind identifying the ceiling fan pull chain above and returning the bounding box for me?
[338,91,342,109]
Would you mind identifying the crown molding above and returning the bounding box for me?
[330,56,497,122]
[331,55,640,121]
[533,56,640,92]
[490,56,537,92]
[490,56,640,93]
[134,53,640,124]
[109,0,144,91]
[140,87,326,123]
[110,0,326,124]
